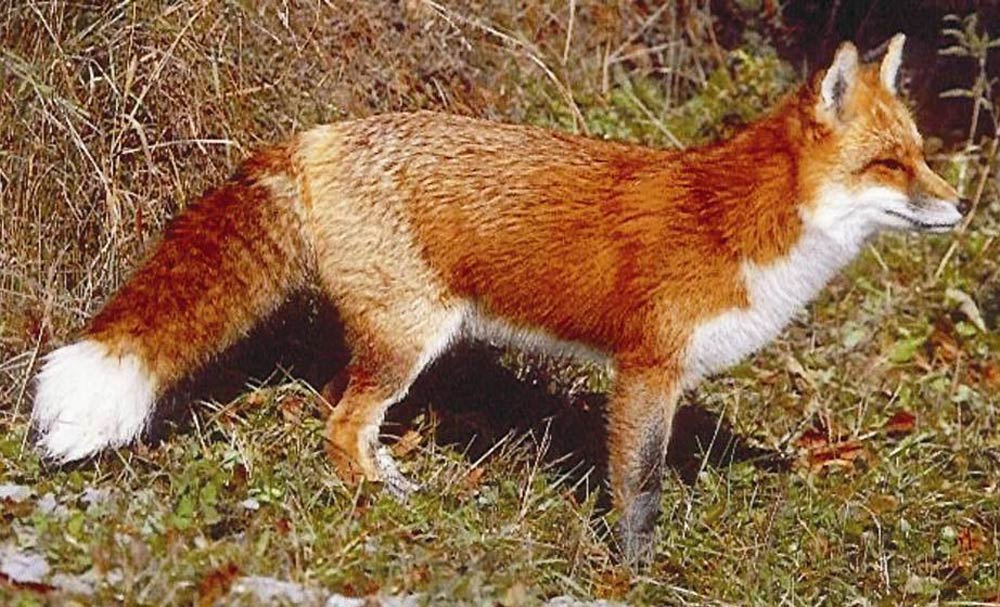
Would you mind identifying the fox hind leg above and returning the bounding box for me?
[324,301,464,499]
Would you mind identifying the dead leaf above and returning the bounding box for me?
[957,527,986,554]
[405,564,431,586]
[785,355,817,391]
[279,396,305,422]
[0,572,55,595]
[244,390,269,409]
[946,288,987,333]
[978,361,1000,390]
[391,430,423,458]
[795,428,829,450]
[502,581,529,606]
[227,464,248,492]
[462,467,486,494]
[949,526,988,570]
[197,562,240,607]
[868,493,899,514]
[809,441,869,471]
[402,0,431,21]
[0,485,31,503]
[597,566,633,598]
[913,350,933,372]
[884,411,917,436]
[621,43,654,71]
[903,573,941,596]
[0,486,33,517]
[929,318,961,364]
[808,531,831,558]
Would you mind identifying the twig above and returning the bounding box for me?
[600,40,610,97]
[610,41,679,65]
[960,134,999,232]
[623,82,683,148]
[933,241,958,282]
[561,0,575,66]
[423,0,588,133]
[608,1,673,64]
[13,332,42,417]
[15,331,44,458]
[936,132,998,281]
[118,138,240,156]
[121,5,205,151]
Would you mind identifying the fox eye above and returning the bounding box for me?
[868,158,907,173]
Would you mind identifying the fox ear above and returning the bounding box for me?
[819,42,859,120]
[880,33,906,95]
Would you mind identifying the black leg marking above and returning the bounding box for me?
[616,424,667,566]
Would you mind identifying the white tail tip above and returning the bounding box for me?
[31,339,157,462]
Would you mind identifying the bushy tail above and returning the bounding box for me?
[32,146,310,462]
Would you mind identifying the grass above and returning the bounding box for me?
[2,2,999,605]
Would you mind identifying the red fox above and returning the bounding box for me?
[32,34,964,561]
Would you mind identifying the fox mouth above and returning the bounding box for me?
[885,209,960,233]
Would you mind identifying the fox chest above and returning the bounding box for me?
[681,229,855,386]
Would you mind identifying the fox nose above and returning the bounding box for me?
[957,197,973,216]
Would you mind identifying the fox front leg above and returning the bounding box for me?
[606,362,680,566]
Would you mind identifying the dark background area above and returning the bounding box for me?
[715,0,1000,141]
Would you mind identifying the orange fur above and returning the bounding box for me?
[87,145,308,385]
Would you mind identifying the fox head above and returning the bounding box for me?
[802,34,966,244]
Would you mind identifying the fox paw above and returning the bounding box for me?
[614,491,660,568]
[375,446,421,501]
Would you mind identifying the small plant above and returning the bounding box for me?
[939,13,999,229]
[664,45,796,143]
